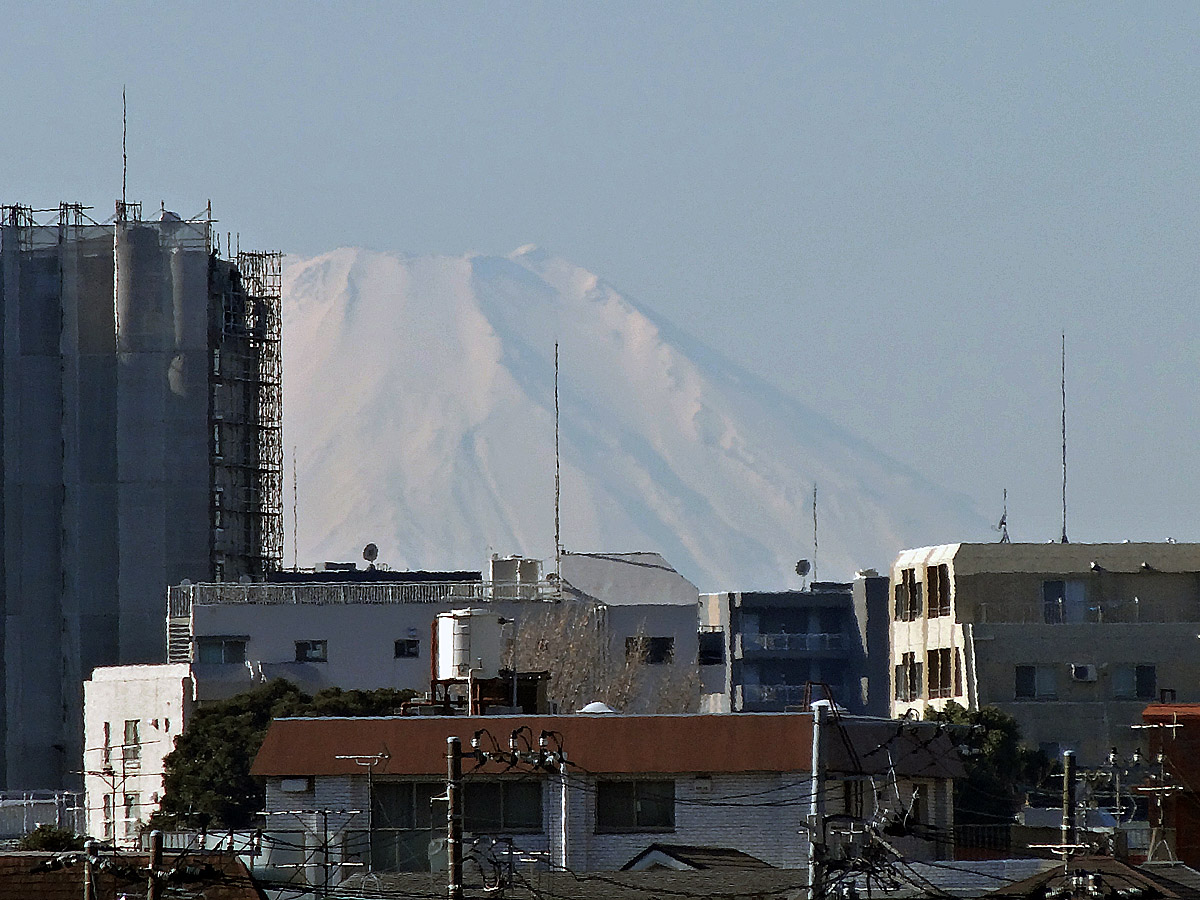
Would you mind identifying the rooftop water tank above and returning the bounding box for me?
[435,609,505,681]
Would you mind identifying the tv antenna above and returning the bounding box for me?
[554,342,562,600]
[122,86,127,208]
[1060,333,1069,544]
[811,484,818,584]
[995,488,1010,543]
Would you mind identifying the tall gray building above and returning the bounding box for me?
[0,201,282,788]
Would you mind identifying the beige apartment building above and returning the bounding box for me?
[889,542,1200,766]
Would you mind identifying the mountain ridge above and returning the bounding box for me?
[281,245,988,590]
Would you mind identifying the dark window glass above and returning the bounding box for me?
[1015,665,1036,700]
[596,780,675,832]
[394,639,420,659]
[463,781,542,833]
[697,632,724,665]
[196,638,246,664]
[370,781,442,872]
[1136,665,1157,700]
[625,636,675,665]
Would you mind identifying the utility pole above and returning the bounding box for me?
[808,702,829,900]
[447,737,464,900]
[147,829,163,900]
[83,840,95,900]
[1061,750,1076,853]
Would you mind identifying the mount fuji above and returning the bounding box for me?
[280,245,988,591]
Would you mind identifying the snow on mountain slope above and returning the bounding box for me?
[281,245,988,590]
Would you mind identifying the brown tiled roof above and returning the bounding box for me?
[621,843,774,870]
[252,713,964,779]
[0,850,266,900]
[986,856,1178,899]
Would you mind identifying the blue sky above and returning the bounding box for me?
[3,2,1199,544]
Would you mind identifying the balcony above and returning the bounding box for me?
[739,631,844,656]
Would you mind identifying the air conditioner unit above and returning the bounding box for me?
[1071,664,1098,683]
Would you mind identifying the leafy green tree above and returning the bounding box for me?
[925,701,1053,825]
[153,680,417,829]
[18,824,85,851]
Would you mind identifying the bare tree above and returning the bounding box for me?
[509,601,698,714]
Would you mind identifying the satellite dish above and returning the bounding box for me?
[795,559,811,578]
[363,543,379,564]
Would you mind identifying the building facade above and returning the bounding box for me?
[0,202,281,789]
[698,573,890,715]
[250,712,962,888]
[84,554,703,835]
[889,543,1200,766]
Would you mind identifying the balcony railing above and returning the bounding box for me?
[741,632,843,653]
[742,683,812,705]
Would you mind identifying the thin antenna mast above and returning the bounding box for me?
[1061,333,1068,544]
[554,343,562,600]
[997,488,1010,543]
[812,485,818,584]
[122,86,127,208]
[292,445,299,570]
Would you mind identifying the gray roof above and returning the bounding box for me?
[560,551,699,606]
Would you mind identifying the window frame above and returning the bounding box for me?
[1015,664,1057,700]
[595,779,676,833]
[295,639,328,663]
[697,629,725,666]
[894,568,924,621]
[463,780,544,834]
[926,565,951,618]
[394,639,421,659]
[626,636,675,665]
[196,636,248,665]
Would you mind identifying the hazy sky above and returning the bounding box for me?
[3,3,1198,545]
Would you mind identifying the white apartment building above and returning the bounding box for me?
[889,542,1200,766]
[82,664,195,844]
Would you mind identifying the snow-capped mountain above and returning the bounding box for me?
[281,245,987,591]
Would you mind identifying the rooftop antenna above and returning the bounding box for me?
[554,342,562,600]
[812,484,818,583]
[121,86,127,209]
[292,444,299,571]
[1061,333,1069,544]
[996,488,1011,543]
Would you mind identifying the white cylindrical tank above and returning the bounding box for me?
[435,609,504,681]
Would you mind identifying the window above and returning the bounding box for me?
[212,348,221,376]
[213,423,222,458]
[926,565,951,618]
[1015,665,1057,700]
[596,780,675,832]
[394,639,420,659]
[102,721,112,767]
[295,640,328,662]
[927,648,957,699]
[894,652,923,702]
[464,781,543,833]
[122,720,140,766]
[1112,665,1157,700]
[697,630,725,666]
[894,569,923,621]
[102,794,114,840]
[1042,580,1087,624]
[196,637,247,664]
[371,781,443,872]
[212,488,223,530]
[123,792,140,838]
[626,636,674,665]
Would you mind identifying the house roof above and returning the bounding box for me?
[0,850,265,900]
[621,843,773,871]
[985,855,1179,899]
[251,713,964,779]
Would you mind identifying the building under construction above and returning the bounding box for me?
[0,201,282,789]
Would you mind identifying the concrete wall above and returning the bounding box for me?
[190,596,700,704]
[82,664,194,843]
